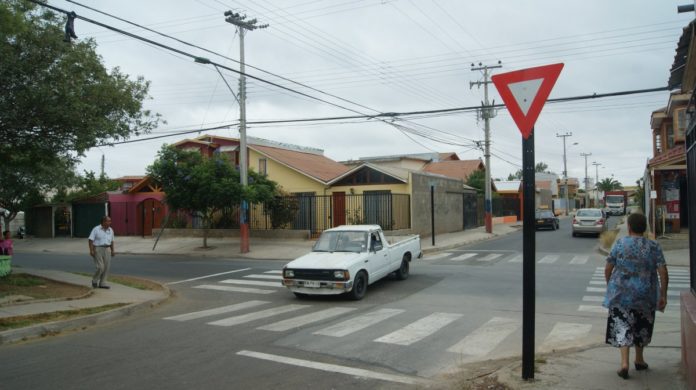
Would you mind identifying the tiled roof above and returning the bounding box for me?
[251,144,350,183]
[422,160,483,181]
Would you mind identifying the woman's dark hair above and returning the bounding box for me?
[627,213,647,234]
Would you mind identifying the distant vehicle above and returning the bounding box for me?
[604,190,628,215]
[572,208,607,237]
[535,210,559,230]
[282,225,422,300]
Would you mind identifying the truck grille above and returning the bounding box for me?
[290,269,339,280]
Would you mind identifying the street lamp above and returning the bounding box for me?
[592,161,602,208]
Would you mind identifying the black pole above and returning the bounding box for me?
[522,129,536,380]
[430,185,435,245]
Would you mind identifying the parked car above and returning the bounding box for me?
[282,225,422,300]
[535,210,559,230]
[572,208,607,237]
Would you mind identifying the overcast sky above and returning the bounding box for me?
[49,0,693,187]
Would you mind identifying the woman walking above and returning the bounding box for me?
[604,212,669,379]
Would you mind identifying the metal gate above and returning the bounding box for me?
[462,193,479,229]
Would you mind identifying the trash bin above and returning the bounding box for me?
[0,255,11,277]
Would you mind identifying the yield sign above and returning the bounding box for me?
[491,63,564,139]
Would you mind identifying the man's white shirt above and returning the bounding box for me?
[89,225,114,246]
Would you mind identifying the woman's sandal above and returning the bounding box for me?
[635,362,649,371]
[617,368,629,379]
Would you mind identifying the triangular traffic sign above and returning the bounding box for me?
[491,63,564,139]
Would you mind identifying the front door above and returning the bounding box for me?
[332,192,346,227]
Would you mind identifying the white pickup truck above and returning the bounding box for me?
[282,225,422,300]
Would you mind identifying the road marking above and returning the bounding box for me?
[163,300,269,321]
[668,290,681,297]
[447,317,519,356]
[314,308,405,337]
[208,305,310,327]
[423,253,451,261]
[578,305,606,313]
[589,281,606,285]
[570,255,589,264]
[165,268,252,285]
[586,287,606,293]
[582,295,604,302]
[538,255,559,264]
[478,253,503,262]
[508,255,522,263]
[220,279,281,287]
[671,276,690,281]
[671,283,690,288]
[243,274,282,280]
[264,270,282,274]
[539,322,592,351]
[193,285,277,294]
[257,307,356,332]
[374,312,462,346]
[236,350,428,385]
[451,253,477,261]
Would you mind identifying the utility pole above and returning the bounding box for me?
[556,132,572,215]
[592,161,601,208]
[224,11,268,253]
[580,152,592,208]
[470,61,502,234]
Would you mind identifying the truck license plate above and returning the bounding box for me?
[303,281,320,288]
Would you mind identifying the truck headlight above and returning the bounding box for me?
[333,270,348,280]
[284,269,294,278]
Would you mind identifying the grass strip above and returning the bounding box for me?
[0,303,128,331]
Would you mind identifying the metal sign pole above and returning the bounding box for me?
[522,128,536,380]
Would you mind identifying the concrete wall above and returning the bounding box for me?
[410,172,473,237]
[160,228,310,239]
[682,292,696,389]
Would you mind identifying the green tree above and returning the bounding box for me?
[51,171,121,203]
[597,178,623,192]
[634,178,645,213]
[147,146,278,247]
[466,169,485,194]
[0,1,161,226]
[507,161,554,180]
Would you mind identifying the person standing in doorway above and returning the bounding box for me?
[88,216,115,289]
[603,212,668,380]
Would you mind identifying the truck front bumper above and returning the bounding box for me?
[282,279,353,295]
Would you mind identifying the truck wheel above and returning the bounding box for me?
[396,256,410,280]
[349,271,367,300]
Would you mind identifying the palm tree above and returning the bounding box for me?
[596,177,622,192]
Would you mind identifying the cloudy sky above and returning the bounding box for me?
[49,0,693,187]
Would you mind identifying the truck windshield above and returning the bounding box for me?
[606,195,624,203]
[313,231,367,253]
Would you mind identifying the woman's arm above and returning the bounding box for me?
[657,265,669,312]
[605,263,614,284]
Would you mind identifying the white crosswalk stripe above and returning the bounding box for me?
[164,301,269,321]
[220,279,281,287]
[589,281,606,285]
[423,253,452,261]
[208,304,310,327]
[243,274,282,280]
[539,322,592,352]
[586,287,606,293]
[478,253,503,262]
[508,254,522,263]
[447,317,519,356]
[374,312,462,346]
[258,307,356,332]
[578,305,606,314]
[451,253,477,261]
[582,295,604,302]
[314,308,405,337]
[570,255,589,264]
[264,270,282,274]
[538,255,559,264]
[194,285,277,294]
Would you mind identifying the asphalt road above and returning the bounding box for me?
[2,218,623,389]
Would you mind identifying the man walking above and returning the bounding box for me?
[88,216,115,289]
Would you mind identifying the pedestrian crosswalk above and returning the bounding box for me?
[422,251,596,265]
[164,298,597,361]
[576,267,689,317]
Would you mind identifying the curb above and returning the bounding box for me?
[0,283,171,345]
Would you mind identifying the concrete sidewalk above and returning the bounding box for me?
[2,221,691,389]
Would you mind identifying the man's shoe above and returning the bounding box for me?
[92,282,98,288]
[98,285,111,289]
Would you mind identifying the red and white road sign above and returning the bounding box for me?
[491,63,564,139]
